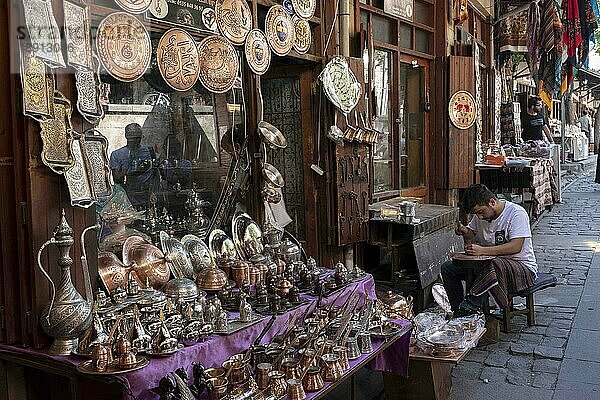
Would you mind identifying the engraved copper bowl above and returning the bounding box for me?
[122,236,171,290]
[195,266,229,292]
[258,121,287,149]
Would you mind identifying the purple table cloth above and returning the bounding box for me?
[0,274,412,399]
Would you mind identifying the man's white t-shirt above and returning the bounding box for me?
[466,201,537,276]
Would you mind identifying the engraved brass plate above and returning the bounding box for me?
[292,16,311,54]
[114,0,152,14]
[19,41,55,121]
[64,136,96,208]
[63,0,93,69]
[22,0,66,67]
[215,0,252,46]
[291,0,316,19]
[197,35,239,94]
[75,56,104,123]
[96,12,151,82]
[244,29,271,76]
[157,28,200,92]
[265,5,295,57]
[38,92,75,174]
[82,129,113,199]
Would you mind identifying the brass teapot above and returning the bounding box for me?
[380,290,414,319]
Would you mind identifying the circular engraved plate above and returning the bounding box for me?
[244,29,271,75]
[157,28,200,92]
[96,12,151,82]
[148,0,168,18]
[202,7,217,31]
[292,16,311,54]
[197,35,239,93]
[114,0,152,14]
[215,0,252,46]
[265,5,295,56]
[291,0,316,19]
[448,90,476,129]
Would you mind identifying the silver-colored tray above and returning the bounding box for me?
[213,314,265,335]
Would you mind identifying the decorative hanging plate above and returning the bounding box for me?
[215,0,252,46]
[448,90,476,129]
[19,41,55,121]
[75,56,104,123]
[96,12,151,82]
[114,0,152,14]
[38,91,75,174]
[148,0,168,18]
[265,5,295,56]
[157,28,200,91]
[62,0,93,70]
[244,29,271,76]
[292,16,311,54]
[197,35,239,93]
[318,56,362,115]
[291,0,316,19]
[64,135,96,208]
[21,0,65,68]
[82,129,113,199]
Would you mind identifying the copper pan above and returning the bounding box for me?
[122,236,170,289]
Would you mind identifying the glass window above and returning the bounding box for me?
[414,1,433,26]
[372,49,394,193]
[415,29,431,54]
[373,15,395,44]
[398,24,412,49]
[399,64,425,188]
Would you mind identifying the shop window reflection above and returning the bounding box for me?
[372,49,393,193]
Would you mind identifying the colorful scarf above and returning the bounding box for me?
[527,1,541,77]
[578,0,598,67]
[562,0,582,58]
[539,0,566,108]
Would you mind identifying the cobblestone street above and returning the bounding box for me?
[449,163,600,400]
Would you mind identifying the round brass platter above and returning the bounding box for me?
[244,29,271,75]
[114,0,152,14]
[265,5,295,57]
[157,28,200,92]
[96,12,151,82]
[197,35,239,94]
[215,0,252,46]
[292,16,311,54]
[291,0,316,19]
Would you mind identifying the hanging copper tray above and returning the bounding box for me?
[82,129,113,199]
[22,0,65,68]
[96,12,151,82]
[157,28,200,92]
[62,0,93,70]
[64,135,96,208]
[291,0,316,19]
[318,56,362,115]
[75,56,104,123]
[265,5,295,57]
[215,0,252,46]
[114,0,152,14]
[19,41,55,121]
[197,35,239,94]
[244,29,271,76]
[292,16,311,54]
[38,92,75,174]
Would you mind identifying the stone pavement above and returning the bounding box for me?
[449,162,600,400]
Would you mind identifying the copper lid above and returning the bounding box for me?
[157,28,200,92]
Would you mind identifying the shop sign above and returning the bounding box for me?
[448,90,477,130]
[147,0,218,33]
[384,0,414,22]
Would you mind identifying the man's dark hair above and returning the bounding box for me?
[460,184,497,213]
[527,96,542,109]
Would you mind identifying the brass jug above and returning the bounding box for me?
[37,211,93,355]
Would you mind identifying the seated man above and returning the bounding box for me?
[442,184,538,315]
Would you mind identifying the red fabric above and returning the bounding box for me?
[562,0,582,57]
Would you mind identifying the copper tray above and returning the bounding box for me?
[157,28,200,92]
[215,0,252,46]
[114,0,152,14]
[77,356,149,375]
[38,92,75,174]
[22,0,65,68]
[64,135,96,208]
[82,129,113,199]
[75,57,104,123]
[448,252,495,261]
[197,35,239,94]
[63,0,93,70]
[291,0,316,19]
[19,41,55,121]
[292,16,311,54]
[96,12,151,82]
[245,29,271,76]
[265,5,295,57]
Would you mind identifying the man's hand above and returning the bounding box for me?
[465,243,486,256]
[455,222,471,237]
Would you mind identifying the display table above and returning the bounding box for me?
[0,275,412,400]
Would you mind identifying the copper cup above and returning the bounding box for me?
[298,348,317,370]
[255,362,272,390]
[207,377,228,400]
[251,345,267,369]
[359,332,373,353]
[265,345,284,364]
[320,353,343,382]
[230,260,250,287]
[268,370,287,398]
[333,345,350,371]
[280,357,300,380]
[286,378,306,400]
[346,336,362,360]
[204,367,225,379]
[302,366,324,392]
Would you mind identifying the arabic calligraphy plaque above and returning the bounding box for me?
[64,136,96,208]
[244,29,271,75]
[265,5,295,56]
[292,16,311,54]
[21,0,66,67]
[39,92,75,174]
[96,12,151,82]
[197,35,239,93]
[19,41,55,121]
[63,0,93,69]
[215,0,252,46]
[114,0,152,13]
[157,28,201,91]
[291,0,316,20]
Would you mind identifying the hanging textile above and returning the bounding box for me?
[539,0,566,108]
[577,0,598,67]
[500,6,529,53]
[562,0,582,58]
[527,1,541,77]
[591,0,600,19]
